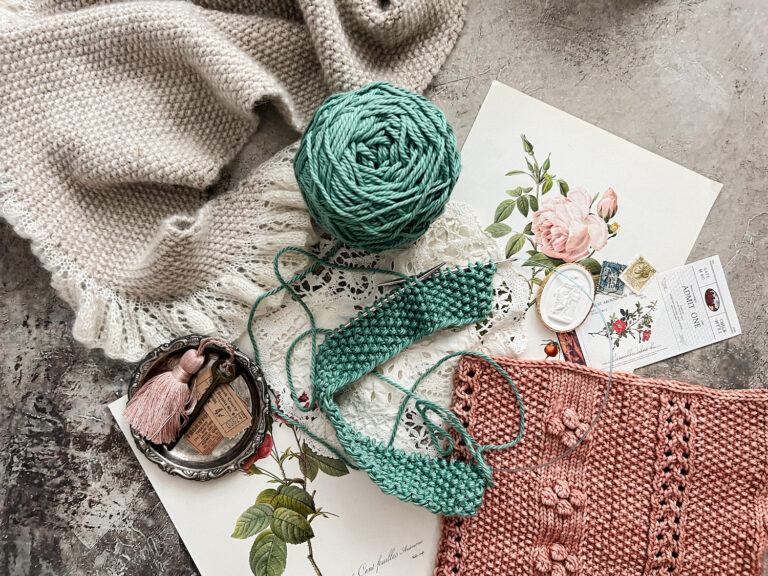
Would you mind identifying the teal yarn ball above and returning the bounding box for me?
[294,82,461,253]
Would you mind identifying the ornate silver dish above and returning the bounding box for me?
[127,334,269,481]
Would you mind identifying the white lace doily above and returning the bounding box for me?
[245,201,529,458]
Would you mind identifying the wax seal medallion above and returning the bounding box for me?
[536,263,596,333]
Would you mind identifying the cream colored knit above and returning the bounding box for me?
[0,0,466,360]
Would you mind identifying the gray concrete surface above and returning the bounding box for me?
[2,0,767,574]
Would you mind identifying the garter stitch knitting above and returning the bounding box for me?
[435,357,768,576]
[312,263,501,516]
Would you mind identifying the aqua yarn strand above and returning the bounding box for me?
[294,82,461,253]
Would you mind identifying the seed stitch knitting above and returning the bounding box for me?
[313,263,499,516]
[435,357,768,576]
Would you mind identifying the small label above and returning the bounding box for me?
[183,363,252,454]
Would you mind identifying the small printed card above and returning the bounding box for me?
[574,256,741,371]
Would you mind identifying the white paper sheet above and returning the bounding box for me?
[109,397,440,576]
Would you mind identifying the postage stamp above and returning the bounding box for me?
[597,261,627,296]
[619,255,657,294]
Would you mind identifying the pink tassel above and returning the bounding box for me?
[124,348,206,444]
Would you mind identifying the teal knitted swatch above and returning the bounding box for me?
[313,263,503,516]
[248,247,526,517]
[294,82,461,253]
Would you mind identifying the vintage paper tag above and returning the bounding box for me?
[190,364,252,439]
[203,381,252,439]
[183,364,252,454]
[184,408,224,455]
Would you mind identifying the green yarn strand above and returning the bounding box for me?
[295,82,461,253]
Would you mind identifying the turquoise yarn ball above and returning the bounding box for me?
[294,82,461,253]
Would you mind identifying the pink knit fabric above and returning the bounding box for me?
[435,358,768,576]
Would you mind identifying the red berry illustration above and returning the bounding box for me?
[544,342,559,357]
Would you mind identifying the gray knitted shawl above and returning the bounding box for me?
[0,0,465,360]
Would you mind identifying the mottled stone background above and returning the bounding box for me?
[2,0,767,574]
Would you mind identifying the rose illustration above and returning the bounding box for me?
[642,330,651,342]
[596,187,618,219]
[612,320,627,334]
[241,433,274,470]
[532,187,608,262]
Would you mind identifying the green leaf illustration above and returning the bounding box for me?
[557,179,569,196]
[517,195,529,217]
[255,489,279,505]
[529,195,539,212]
[525,157,536,178]
[506,187,524,198]
[494,199,516,222]
[271,508,314,544]
[272,485,315,517]
[299,454,319,481]
[542,176,553,195]
[541,155,550,173]
[505,233,526,258]
[249,530,287,576]
[233,503,274,539]
[485,222,512,238]
[578,257,602,276]
[505,170,526,176]
[523,222,533,235]
[303,442,349,477]
[523,252,563,270]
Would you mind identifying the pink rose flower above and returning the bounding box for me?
[613,320,627,334]
[532,188,609,262]
[642,330,651,342]
[596,187,618,219]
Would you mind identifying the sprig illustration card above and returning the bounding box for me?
[451,81,723,361]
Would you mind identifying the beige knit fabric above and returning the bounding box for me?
[0,0,466,360]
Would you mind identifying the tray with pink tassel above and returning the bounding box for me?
[126,334,270,481]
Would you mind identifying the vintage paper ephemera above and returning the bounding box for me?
[575,256,741,372]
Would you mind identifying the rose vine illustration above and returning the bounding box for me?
[589,300,657,348]
[232,421,349,576]
[486,135,621,303]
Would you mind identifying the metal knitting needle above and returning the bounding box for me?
[376,257,517,288]
[329,257,517,338]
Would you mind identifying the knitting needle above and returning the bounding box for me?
[376,257,516,288]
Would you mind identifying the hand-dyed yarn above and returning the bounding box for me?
[294,82,460,253]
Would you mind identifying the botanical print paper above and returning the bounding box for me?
[109,398,440,576]
[109,82,723,576]
[451,81,722,362]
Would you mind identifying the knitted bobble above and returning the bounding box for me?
[553,479,570,499]
[294,82,460,253]
[541,486,558,507]
[556,499,574,517]
[533,548,552,573]
[552,565,567,576]
[550,543,568,562]
[562,407,580,429]
[569,489,587,509]
[547,415,566,436]
[564,554,582,573]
